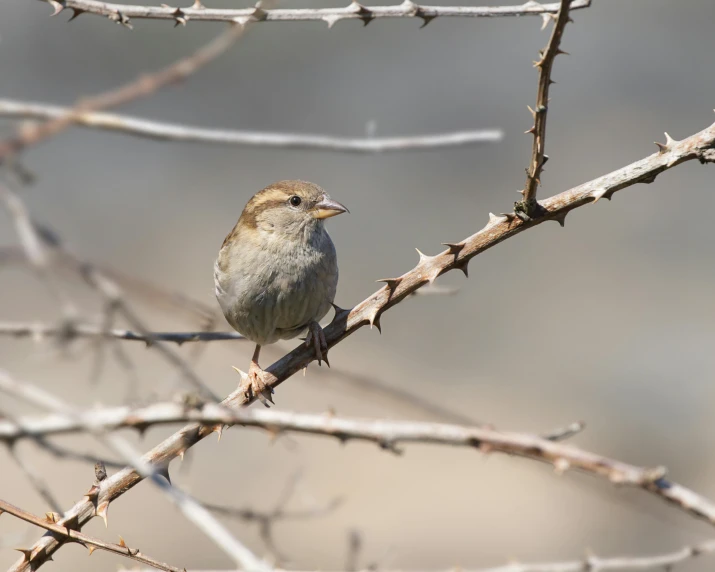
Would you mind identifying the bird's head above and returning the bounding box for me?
[237,180,349,239]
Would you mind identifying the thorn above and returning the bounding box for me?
[488,212,508,225]
[14,548,33,562]
[45,512,61,523]
[455,260,469,278]
[525,125,536,135]
[68,7,84,20]
[442,242,464,256]
[655,141,668,153]
[191,0,204,7]
[96,501,110,527]
[118,536,127,548]
[367,308,382,333]
[590,188,610,203]
[527,105,536,118]
[376,277,402,291]
[212,424,226,442]
[551,211,567,227]
[156,465,171,485]
[302,367,307,376]
[556,49,570,56]
[664,132,677,147]
[548,78,557,85]
[178,449,186,461]
[84,484,100,501]
[87,545,98,556]
[415,248,428,263]
[47,0,64,16]
[322,14,340,28]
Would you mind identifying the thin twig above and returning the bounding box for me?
[0,499,185,572]
[9,120,715,572]
[6,444,64,513]
[515,0,572,220]
[0,370,270,572]
[0,100,502,153]
[0,22,249,163]
[116,537,715,572]
[35,0,591,28]
[0,321,243,344]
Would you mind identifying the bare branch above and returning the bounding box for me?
[0,321,244,344]
[0,370,270,572]
[0,100,502,153]
[34,0,591,28]
[515,0,572,220]
[0,22,250,163]
[0,499,185,572]
[8,119,715,572]
[118,537,715,572]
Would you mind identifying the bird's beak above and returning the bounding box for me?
[312,196,349,219]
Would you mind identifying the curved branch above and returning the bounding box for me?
[9,119,715,572]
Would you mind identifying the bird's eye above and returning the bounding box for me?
[289,196,302,207]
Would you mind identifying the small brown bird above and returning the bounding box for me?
[214,180,348,405]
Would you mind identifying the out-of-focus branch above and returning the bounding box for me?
[10,120,715,572]
[35,0,591,28]
[0,321,244,344]
[0,184,220,402]
[0,100,502,153]
[0,370,270,572]
[0,400,581,449]
[514,0,572,220]
[0,20,251,163]
[117,537,715,572]
[0,499,185,572]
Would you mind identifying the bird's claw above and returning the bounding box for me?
[304,321,329,366]
[233,365,274,407]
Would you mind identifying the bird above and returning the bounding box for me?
[214,180,348,406]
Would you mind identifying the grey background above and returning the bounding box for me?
[2,0,715,570]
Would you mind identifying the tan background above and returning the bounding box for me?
[2,0,715,570]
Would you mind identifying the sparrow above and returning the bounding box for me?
[214,180,348,405]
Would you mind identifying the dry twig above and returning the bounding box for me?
[514,0,571,220]
[0,100,502,152]
[8,117,715,572]
[34,0,591,28]
[117,537,715,572]
[0,499,185,572]
[0,21,250,163]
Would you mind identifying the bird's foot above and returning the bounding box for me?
[233,362,274,407]
[304,321,329,366]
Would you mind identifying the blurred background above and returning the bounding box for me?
[2,0,715,570]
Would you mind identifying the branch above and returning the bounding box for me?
[0,22,249,163]
[0,499,185,572]
[0,99,502,153]
[117,537,715,572]
[0,401,583,447]
[9,120,715,572]
[37,0,592,28]
[0,321,244,344]
[515,0,572,219]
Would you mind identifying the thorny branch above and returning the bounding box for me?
[0,499,185,572]
[35,0,592,29]
[0,370,270,572]
[0,100,502,153]
[9,118,715,572]
[0,401,584,447]
[514,0,571,220]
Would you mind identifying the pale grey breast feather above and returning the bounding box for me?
[215,225,338,346]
